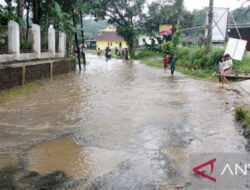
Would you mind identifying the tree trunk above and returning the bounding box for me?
[128,41,134,58]
[32,0,42,25]
[17,0,24,18]
[176,0,183,29]
[67,29,72,57]
[72,10,82,70]
[26,0,30,39]
[79,10,86,66]
[205,0,214,54]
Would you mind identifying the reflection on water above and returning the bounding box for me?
[28,138,88,180]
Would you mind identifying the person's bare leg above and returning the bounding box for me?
[224,76,229,84]
[220,75,224,85]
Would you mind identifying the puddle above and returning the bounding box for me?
[27,138,89,180]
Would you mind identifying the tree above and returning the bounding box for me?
[229,7,250,24]
[141,1,193,42]
[89,0,146,56]
[17,0,24,18]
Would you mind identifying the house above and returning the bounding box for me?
[94,26,128,50]
[227,24,250,52]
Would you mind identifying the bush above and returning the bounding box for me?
[233,55,250,74]
[176,48,192,61]
[162,41,175,56]
[235,107,248,121]
[133,50,162,59]
[207,48,225,69]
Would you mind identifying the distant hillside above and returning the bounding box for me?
[83,19,109,40]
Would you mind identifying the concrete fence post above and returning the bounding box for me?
[48,25,55,57]
[32,24,41,58]
[59,32,66,57]
[8,21,20,59]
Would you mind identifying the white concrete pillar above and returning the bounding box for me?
[58,32,66,57]
[32,24,41,58]
[48,25,55,56]
[8,21,20,58]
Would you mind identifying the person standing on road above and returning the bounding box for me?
[122,48,126,58]
[170,54,177,75]
[105,46,109,61]
[115,47,118,56]
[125,48,129,61]
[163,54,170,72]
[108,48,112,60]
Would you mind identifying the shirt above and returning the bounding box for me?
[219,61,224,73]
[170,58,177,67]
[163,57,170,66]
[223,60,233,70]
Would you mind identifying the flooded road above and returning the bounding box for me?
[0,54,248,189]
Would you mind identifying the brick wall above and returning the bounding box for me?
[0,58,76,90]
[26,63,51,83]
[0,67,22,90]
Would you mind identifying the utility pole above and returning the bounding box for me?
[72,10,82,71]
[205,0,214,54]
[79,10,86,67]
[176,0,183,29]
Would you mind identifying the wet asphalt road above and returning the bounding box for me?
[0,54,248,190]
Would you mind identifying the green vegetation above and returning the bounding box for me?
[234,107,250,140]
[244,116,250,139]
[135,45,250,81]
[89,0,146,56]
[0,79,52,101]
[235,107,248,121]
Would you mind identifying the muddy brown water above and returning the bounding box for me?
[0,54,248,189]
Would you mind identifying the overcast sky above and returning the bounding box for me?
[0,0,247,11]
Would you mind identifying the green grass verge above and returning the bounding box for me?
[140,56,218,81]
[0,79,53,102]
[234,107,250,140]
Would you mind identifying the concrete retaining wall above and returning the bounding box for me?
[0,58,76,90]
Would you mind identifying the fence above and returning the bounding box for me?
[0,21,66,63]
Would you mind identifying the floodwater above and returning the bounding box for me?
[0,54,248,189]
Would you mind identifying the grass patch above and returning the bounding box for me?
[234,107,250,140]
[0,79,52,101]
[235,107,248,121]
[176,68,218,81]
[140,56,218,81]
[141,57,163,68]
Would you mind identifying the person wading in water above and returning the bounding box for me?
[170,54,177,75]
[163,54,170,72]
